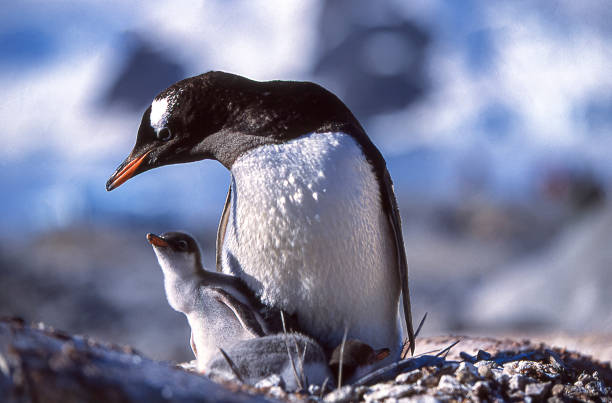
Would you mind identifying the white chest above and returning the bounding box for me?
[221,132,400,350]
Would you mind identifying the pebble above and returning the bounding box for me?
[400,395,442,403]
[508,374,528,391]
[551,383,565,396]
[254,374,284,389]
[266,386,287,400]
[324,385,363,403]
[477,364,493,379]
[470,380,490,400]
[363,384,417,401]
[267,347,610,402]
[396,369,422,384]
[455,361,479,383]
[525,381,551,397]
[437,374,466,394]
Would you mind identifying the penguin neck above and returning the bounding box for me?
[162,269,202,314]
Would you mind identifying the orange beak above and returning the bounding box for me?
[374,348,390,362]
[146,233,168,247]
[106,150,151,191]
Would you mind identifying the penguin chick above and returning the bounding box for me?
[329,339,390,385]
[147,231,272,369]
[205,333,332,392]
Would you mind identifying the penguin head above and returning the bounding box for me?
[146,231,202,277]
[106,71,256,191]
[106,71,360,191]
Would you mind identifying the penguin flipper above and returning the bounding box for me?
[215,184,232,272]
[211,288,266,338]
[382,169,415,356]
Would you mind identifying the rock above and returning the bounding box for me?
[551,383,565,396]
[402,395,442,403]
[514,360,560,381]
[477,363,494,379]
[437,374,466,395]
[418,374,440,388]
[470,380,491,401]
[564,384,591,400]
[455,361,479,383]
[525,381,551,398]
[324,385,363,403]
[0,319,273,402]
[363,384,417,401]
[264,386,287,400]
[254,374,284,389]
[508,374,528,391]
[396,369,422,384]
[590,371,606,395]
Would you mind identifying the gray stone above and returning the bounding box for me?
[477,365,492,379]
[509,374,528,391]
[564,384,590,400]
[266,386,287,400]
[418,374,439,388]
[508,389,525,400]
[551,383,565,396]
[455,361,479,383]
[491,369,507,384]
[525,381,551,398]
[364,384,417,401]
[254,374,284,389]
[324,385,361,403]
[396,369,422,384]
[437,374,466,394]
[515,360,559,380]
[398,396,441,403]
[470,380,491,400]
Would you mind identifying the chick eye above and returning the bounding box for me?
[157,127,172,141]
[177,240,188,251]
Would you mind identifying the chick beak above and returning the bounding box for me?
[146,233,168,247]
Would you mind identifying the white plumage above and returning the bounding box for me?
[222,131,401,354]
[150,240,261,370]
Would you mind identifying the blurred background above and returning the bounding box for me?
[1,0,611,362]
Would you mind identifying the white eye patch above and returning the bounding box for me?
[150,97,170,131]
[150,88,183,133]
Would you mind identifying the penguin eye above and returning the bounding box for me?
[176,240,188,251]
[157,127,172,141]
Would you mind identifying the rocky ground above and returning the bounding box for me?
[1,319,610,402]
[317,337,612,403]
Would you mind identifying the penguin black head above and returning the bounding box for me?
[146,231,203,275]
[106,71,362,191]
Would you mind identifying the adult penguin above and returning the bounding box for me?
[107,71,415,358]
